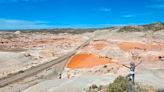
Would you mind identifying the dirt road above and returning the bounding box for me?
[0,37,93,87]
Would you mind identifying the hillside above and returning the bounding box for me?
[118,22,164,32]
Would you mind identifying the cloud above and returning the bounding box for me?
[0,18,54,29]
[151,0,164,2]
[121,15,136,18]
[121,13,152,18]
[0,0,44,3]
[0,19,109,29]
[97,8,112,12]
[0,18,147,30]
[104,23,145,27]
[0,19,48,25]
[147,4,164,8]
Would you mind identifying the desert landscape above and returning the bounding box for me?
[0,22,164,92]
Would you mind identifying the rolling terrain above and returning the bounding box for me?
[0,22,164,92]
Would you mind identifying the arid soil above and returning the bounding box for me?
[0,28,164,92]
[0,31,91,78]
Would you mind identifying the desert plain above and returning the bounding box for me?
[0,23,164,92]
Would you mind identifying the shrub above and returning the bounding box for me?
[106,76,160,92]
[87,76,161,92]
[107,76,128,92]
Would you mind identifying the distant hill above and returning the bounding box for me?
[1,22,164,33]
[20,28,97,34]
[118,22,164,32]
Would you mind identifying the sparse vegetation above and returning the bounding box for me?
[118,26,142,32]
[143,22,164,31]
[118,22,164,32]
[20,28,97,34]
[107,76,128,92]
[0,33,19,39]
[87,76,163,92]
[1,22,164,33]
[107,76,162,92]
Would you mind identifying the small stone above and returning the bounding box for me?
[103,65,107,68]
[91,84,98,89]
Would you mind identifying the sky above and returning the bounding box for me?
[0,0,164,29]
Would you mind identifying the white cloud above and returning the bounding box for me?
[151,0,164,2]
[0,18,54,29]
[0,19,109,29]
[98,8,112,12]
[147,4,164,8]
[0,19,48,25]
[0,0,44,3]
[104,23,144,27]
[121,15,136,18]
[0,18,147,30]
[121,13,152,18]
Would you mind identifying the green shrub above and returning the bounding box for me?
[87,76,161,92]
[106,76,160,92]
[107,76,128,92]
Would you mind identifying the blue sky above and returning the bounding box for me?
[0,0,164,29]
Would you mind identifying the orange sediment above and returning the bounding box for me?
[118,42,147,51]
[94,43,108,50]
[83,41,108,51]
[118,42,164,51]
[67,53,112,69]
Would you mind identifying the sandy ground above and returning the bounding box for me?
[0,29,164,92]
[23,75,118,92]
[0,32,91,78]
[22,64,164,92]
